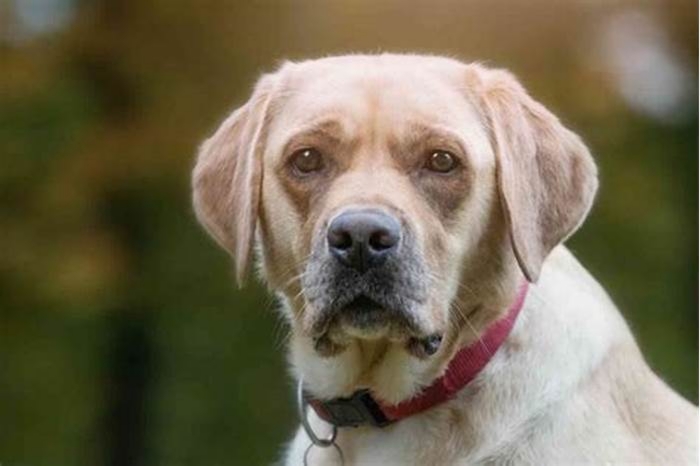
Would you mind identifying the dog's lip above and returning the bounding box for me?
[310,293,423,339]
[339,295,394,336]
[342,295,383,313]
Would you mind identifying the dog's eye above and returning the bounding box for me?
[291,148,324,174]
[426,150,457,173]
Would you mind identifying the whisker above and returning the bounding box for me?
[450,300,490,354]
[425,270,480,301]
[272,315,291,350]
[283,270,309,290]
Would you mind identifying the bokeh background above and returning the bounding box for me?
[1,1,697,465]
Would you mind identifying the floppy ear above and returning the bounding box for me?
[192,75,276,286]
[475,68,598,282]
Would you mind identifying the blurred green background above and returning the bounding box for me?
[0,1,697,465]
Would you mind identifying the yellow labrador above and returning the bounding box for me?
[192,54,697,465]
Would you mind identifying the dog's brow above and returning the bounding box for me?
[285,118,348,147]
[403,122,468,155]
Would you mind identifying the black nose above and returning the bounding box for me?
[327,209,401,272]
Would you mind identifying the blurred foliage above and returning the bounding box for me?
[0,1,696,465]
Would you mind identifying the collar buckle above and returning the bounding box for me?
[307,389,391,428]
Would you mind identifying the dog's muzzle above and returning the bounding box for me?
[302,207,433,352]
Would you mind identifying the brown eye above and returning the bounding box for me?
[291,148,323,174]
[426,150,457,173]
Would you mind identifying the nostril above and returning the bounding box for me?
[368,229,399,251]
[328,229,353,251]
[327,209,402,270]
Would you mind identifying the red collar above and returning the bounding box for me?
[305,283,528,427]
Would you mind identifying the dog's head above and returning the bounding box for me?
[193,55,597,401]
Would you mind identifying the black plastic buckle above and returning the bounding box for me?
[311,389,391,428]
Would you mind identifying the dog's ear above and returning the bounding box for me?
[472,67,598,282]
[192,74,277,286]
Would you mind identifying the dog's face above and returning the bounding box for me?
[262,61,496,355]
[193,55,597,401]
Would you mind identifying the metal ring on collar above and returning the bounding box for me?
[297,379,338,447]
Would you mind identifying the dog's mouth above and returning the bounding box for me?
[312,293,418,336]
[339,295,398,333]
[310,293,443,359]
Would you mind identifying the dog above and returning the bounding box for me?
[192,54,697,465]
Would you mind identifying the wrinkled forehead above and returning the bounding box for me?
[268,59,490,160]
